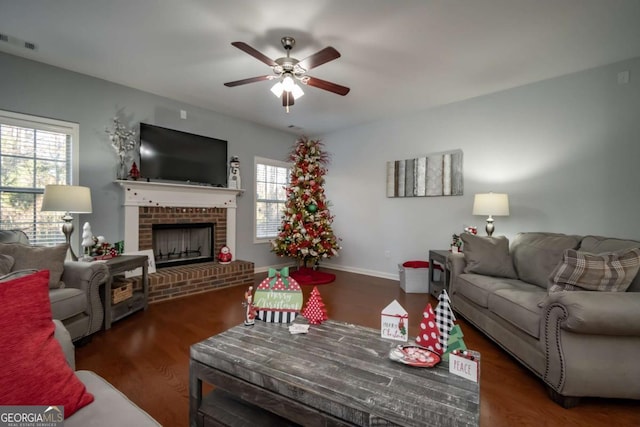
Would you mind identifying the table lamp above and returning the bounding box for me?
[472,192,509,237]
[41,185,93,261]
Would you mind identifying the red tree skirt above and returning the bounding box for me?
[290,267,336,286]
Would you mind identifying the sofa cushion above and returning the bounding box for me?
[579,236,640,292]
[68,371,160,427]
[548,248,640,293]
[0,254,14,275]
[0,270,94,417]
[0,242,68,289]
[488,285,545,338]
[460,234,517,279]
[510,232,581,288]
[456,273,522,308]
[50,287,87,320]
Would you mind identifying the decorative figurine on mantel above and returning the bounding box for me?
[81,222,95,261]
[228,156,241,189]
[129,161,140,180]
[243,286,257,326]
[217,245,232,264]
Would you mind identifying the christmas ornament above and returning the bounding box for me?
[228,156,241,189]
[217,245,232,264]
[302,286,328,324]
[242,286,257,326]
[129,161,140,180]
[434,290,456,352]
[254,267,303,323]
[442,325,467,362]
[307,203,318,213]
[415,303,443,355]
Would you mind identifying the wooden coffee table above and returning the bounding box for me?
[189,319,479,427]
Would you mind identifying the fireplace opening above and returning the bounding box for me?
[152,222,214,268]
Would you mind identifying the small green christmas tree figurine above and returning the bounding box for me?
[302,286,328,324]
[271,137,341,268]
[442,324,467,362]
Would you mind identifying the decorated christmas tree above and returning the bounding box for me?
[302,286,328,324]
[271,137,341,269]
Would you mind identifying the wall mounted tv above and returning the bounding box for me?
[139,123,228,187]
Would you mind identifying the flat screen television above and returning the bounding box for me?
[139,123,228,187]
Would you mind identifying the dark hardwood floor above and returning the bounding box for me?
[76,270,640,427]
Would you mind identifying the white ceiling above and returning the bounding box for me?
[1,0,640,135]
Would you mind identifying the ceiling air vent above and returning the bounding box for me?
[0,32,38,51]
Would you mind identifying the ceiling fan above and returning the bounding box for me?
[224,36,350,112]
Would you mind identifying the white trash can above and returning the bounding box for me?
[399,261,430,293]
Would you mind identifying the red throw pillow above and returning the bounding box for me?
[0,270,94,417]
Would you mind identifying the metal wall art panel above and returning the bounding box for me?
[386,150,463,197]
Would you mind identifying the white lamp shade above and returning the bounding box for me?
[291,84,304,100]
[270,82,284,98]
[472,193,509,216]
[41,185,92,213]
[282,74,295,92]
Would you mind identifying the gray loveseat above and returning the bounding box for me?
[448,232,640,407]
[0,230,108,342]
[54,320,161,426]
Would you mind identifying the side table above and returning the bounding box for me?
[428,249,451,298]
[100,255,149,330]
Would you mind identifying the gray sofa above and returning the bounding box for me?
[0,230,108,342]
[448,232,640,407]
[54,320,161,426]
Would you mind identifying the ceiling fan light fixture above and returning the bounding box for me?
[270,82,284,98]
[291,84,304,100]
[282,74,295,92]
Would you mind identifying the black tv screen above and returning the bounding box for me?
[139,123,228,187]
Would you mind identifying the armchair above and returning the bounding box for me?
[0,230,108,342]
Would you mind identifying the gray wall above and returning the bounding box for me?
[0,52,292,269]
[321,57,640,279]
[3,52,639,278]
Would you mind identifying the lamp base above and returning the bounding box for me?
[485,216,495,237]
[61,214,78,261]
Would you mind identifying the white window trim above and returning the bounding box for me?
[0,109,80,245]
[253,156,291,244]
[0,110,80,183]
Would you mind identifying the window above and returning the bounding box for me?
[255,156,290,242]
[0,110,79,245]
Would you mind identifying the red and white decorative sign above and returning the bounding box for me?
[254,267,303,323]
[381,300,408,342]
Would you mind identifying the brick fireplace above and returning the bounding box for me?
[118,181,254,303]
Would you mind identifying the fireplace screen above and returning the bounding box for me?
[152,223,214,267]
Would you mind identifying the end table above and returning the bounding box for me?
[100,255,149,329]
[428,250,451,298]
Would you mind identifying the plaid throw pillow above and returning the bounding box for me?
[549,248,640,292]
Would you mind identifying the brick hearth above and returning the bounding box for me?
[147,260,254,303]
[117,181,252,303]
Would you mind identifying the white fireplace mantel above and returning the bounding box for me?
[117,180,243,256]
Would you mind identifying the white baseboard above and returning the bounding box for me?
[321,264,399,281]
[254,262,399,282]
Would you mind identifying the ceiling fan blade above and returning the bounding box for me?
[304,76,350,96]
[231,42,277,67]
[282,92,294,107]
[297,47,341,71]
[224,75,273,87]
